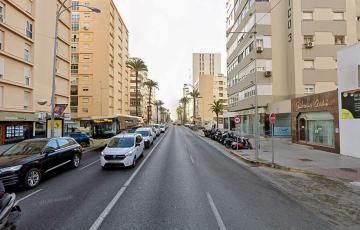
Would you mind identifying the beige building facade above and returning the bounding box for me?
[195,74,228,128]
[70,0,130,121]
[193,53,221,85]
[0,0,71,144]
[225,0,360,135]
[129,71,147,119]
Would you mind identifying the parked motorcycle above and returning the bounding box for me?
[231,137,253,150]
[0,181,21,230]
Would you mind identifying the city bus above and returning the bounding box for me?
[85,115,144,139]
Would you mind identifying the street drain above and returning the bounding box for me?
[339,168,358,173]
[298,158,313,162]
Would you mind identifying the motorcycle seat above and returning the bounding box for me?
[0,194,12,210]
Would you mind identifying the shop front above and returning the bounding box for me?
[291,90,339,153]
[0,112,38,145]
[230,108,268,136]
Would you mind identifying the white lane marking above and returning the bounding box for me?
[89,131,169,230]
[190,155,195,164]
[15,189,43,205]
[78,159,100,171]
[206,192,227,230]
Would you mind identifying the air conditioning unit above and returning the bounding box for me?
[83,25,89,30]
[256,46,264,53]
[264,71,272,78]
[304,42,314,49]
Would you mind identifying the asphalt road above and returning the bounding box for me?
[13,126,332,230]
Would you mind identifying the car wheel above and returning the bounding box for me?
[24,168,42,189]
[71,154,81,168]
[131,157,136,168]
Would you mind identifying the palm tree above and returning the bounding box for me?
[160,107,166,123]
[176,106,184,123]
[143,79,159,124]
[153,100,164,124]
[126,58,148,117]
[210,100,224,128]
[180,97,190,124]
[189,89,200,125]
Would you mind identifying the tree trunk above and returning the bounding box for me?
[135,71,139,117]
[148,88,152,124]
[193,97,196,125]
[216,113,219,129]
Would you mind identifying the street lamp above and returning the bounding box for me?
[50,0,101,137]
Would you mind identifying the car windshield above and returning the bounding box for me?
[107,137,134,148]
[136,130,149,137]
[2,140,48,156]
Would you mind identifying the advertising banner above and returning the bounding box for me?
[46,119,64,138]
[341,89,360,119]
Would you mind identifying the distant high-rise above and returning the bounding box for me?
[193,53,221,85]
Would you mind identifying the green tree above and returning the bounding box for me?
[180,97,190,124]
[189,89,201,125]
[143,79,159,124]
[210,100,224,128]
[176,106,184,123]
[153,100,164,124]
[126,57,148,117]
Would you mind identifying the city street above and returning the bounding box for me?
[13,126,332,230]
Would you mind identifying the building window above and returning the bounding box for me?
[24,44,31,61]
[71,34,79,42]
[26,21,33,39]
[71,13,80,31]
[302,11,313,20]
[72,1,79,10]
[304,85,315,94]
[71,64,78,74]
[333,12,344,21]
[82,87,89,92]
[82,75,89,81]
[0,57,4,79]
[71,44,78,52]
[84,12,91,18]
[304,35,314,44]
[304,60,314,69]
[24,67,31,86]
[335,36,345,45]
[0,2,5,22]
[0,30,3,50]
[82,97,89,103]
[71,53,79,63]
[24,91,30,109]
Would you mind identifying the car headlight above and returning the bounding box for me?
[0,165,23,173]
[125,151,133,157]
[101,151,106,156]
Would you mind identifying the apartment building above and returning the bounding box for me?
[129,71,147,119]
[225,0,360,137]
[193,53,221,85]
[0,0,71,145]
[70,0,130,121]
[192,53,227,127]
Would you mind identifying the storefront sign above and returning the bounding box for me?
[341,89,360,119]
[287,0,293,42]
[295,99,330,111]
[274,127,291,136]
[46,119,64,138]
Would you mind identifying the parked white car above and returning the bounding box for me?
[100,134,144,168]
[135,127,154,148]
[152,124,161,136]
[160,125,166,133]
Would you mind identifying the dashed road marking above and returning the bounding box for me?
[15,189,43,205]
[206,192,227,230]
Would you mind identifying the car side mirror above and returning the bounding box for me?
[44,148,55,155]
[135,143,141,147]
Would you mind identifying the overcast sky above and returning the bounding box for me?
[114,0,227,119]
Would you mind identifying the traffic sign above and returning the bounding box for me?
[269,113,276,124]
[234,116,241,124]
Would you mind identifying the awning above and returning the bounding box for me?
[299,112,334,121]
[0,112,38,122]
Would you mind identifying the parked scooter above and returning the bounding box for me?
[0,181,21,230]
[231,137,253,150]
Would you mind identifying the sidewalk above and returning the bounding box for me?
[0,138,109,154]
[231,137,360,181]
[195,129,360,181]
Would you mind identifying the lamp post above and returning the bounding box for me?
[50,0,101,137]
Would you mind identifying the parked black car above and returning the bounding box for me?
[0,138,83,189]
[65,132,91,147]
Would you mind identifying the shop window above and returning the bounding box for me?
[6,125,24,138]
